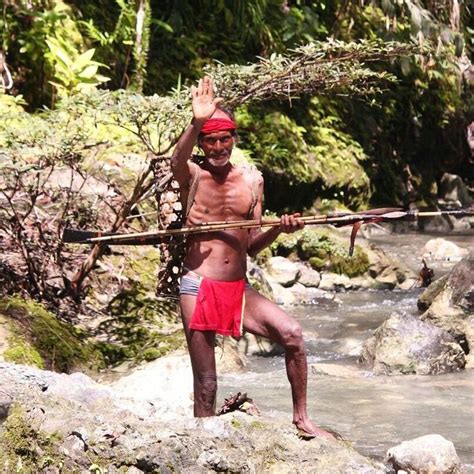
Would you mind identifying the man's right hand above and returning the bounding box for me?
[191,76,223,123]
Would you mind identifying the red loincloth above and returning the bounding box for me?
[189,278,245,337]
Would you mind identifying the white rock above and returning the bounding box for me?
[422,238,469,261]
[110,352,193,420]
[386,434,460,473]
[318,272,352,291]
[266,279,297,305]
[294,262,321,287]
[265,256,300,287]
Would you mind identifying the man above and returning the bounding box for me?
[171,76,333,439]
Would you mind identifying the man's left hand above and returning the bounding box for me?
[280,213,304,234]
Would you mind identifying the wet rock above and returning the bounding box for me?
[318,272,352,291]
[266,279,297,305]
[311,363,365,378]
[294,262,321,287]
[386,434,460,473]
[215,336,246,373]
[289,282,332,304]
[417,274,449,311]
[265,256,300,287]
[422,238,469,261]
[365,245,394,278]
[397,277,419,291]
[363,244,417,289]
[445,214,472,231]
[360,312,466,375]
[239,333,279,357]
[419,255,474,366]
[374,265,399,289]
[349,275,378,290]
[419,215,453,233]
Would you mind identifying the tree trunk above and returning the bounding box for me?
[131,0,150,92]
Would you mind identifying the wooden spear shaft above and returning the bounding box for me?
[63,208,472,246]
[84,212,407,244]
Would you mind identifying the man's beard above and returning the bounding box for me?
[208,154,231,167]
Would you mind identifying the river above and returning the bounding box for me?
[219,231,474,471]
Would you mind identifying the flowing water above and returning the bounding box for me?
[219,231,474,471]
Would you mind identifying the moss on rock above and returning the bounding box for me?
[4,335,44,368]
[273,228,370,277]
[0,296,104,372]
[0,404,64,471]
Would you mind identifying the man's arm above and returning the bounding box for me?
[170,76,222,185]
[247,178,303,257]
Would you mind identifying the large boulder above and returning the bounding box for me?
[419,254,474,366]
[386,434,460,474]
[360,312,466,375]
[0,362,386,473]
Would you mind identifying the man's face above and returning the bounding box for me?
[199,131,234,167]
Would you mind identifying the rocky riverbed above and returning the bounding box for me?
[0,225,472,472]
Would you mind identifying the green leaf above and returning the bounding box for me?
[78,65,99,79]
[45,38,73,68]
[73,49,96,71]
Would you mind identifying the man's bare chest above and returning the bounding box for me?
[190,172,254,221]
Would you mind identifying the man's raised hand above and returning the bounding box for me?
[191,76,223,123]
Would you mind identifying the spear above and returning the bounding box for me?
[62,207,473,256]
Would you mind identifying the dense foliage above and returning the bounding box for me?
[2,0,472,210]
[0,1,472,297]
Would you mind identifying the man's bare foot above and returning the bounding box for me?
[293,419,336,441]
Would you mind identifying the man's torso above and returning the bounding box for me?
[183,163,258,281]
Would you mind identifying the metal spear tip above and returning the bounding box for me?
[62,228,92,244]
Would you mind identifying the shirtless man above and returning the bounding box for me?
[171,76,333,439]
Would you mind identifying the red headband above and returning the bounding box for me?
[200,118,236,135]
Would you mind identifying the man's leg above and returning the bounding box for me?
[180,294,217,417]
[243,288,334,439]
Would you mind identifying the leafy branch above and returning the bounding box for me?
[206,40,418,107]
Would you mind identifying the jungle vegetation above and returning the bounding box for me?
[2,0,472,206]
[0,0,472,305]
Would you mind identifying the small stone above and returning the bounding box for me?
[318,272,352,291]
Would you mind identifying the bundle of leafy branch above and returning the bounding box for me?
[207,39,418,107]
